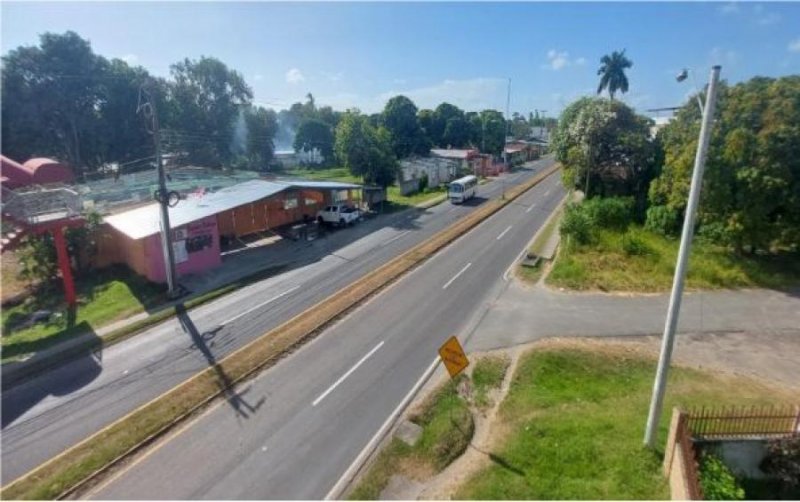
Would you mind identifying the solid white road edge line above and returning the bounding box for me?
[312,341,385,407]
[323,356,441,500]
[219,285,301,326]
[382,230,411,247]
[441,262,472,290]
[496,225,512,240]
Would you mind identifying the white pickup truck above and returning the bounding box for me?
[317,205,361,226]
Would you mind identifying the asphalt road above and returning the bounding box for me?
[85,167,566,499]
[0,157,556,485]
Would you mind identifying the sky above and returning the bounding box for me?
[2,1,800,118]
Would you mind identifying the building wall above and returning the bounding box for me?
[144,215,221,283]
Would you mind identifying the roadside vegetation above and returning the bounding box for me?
[549,198,800,292]
[550,73,800,292]
[454,344,796,499]
[1,265,165,362]
[471,355,510,409]
[349,377,474,500]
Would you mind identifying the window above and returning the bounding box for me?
[284,198,298,210]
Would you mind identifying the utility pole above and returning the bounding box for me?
[138,83,179,298]
[644,65,721,448]
[502,77,511,199]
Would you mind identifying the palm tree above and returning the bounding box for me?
[596,50,633,100]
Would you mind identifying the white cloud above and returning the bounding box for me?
[718,2,740,14]
[120,54,138,65]
[322,71,344,82]
[542,49,586,71]
[317,77,509,114]
[789,38,800,52]
[753,4,780,25]
[285,68,305,84]
[710,47,738,66]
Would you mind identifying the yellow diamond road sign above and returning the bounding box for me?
[439,336,469,378]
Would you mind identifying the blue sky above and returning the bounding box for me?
[3,2,799,118]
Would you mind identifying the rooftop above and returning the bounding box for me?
[104,179,360,240]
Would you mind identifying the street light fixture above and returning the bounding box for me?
[676,68,705,115]
[644,65,722,448]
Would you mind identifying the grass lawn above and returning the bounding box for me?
[548,224,800,292]
[455,345,795,500]
[283,166,448,208]
[349,377,474,500]
[472,355,509,409]
[1,265,166,362]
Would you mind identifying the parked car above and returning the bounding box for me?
[317,205,361,226]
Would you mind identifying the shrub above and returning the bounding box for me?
[560,204,592,245]
[583,196,635,230]
[760,436,800,493]
[699,451,745,500]
[419,172,429,192]
[645,205,680,237]
[621,232,651,256]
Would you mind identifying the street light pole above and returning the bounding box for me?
[502,77,511,199]
[644,65,721,448]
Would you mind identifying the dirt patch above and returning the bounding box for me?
[1,251,30,304]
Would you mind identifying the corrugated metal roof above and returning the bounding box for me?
[104,179,361,240]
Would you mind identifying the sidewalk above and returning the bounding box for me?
[468,281,800,352]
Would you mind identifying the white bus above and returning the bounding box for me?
[448,175,478,204]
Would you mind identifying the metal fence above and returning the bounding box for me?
[686,405,800,440]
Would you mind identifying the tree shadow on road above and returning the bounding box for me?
[175,304,264,419]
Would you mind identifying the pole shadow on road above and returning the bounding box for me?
[175,304,265,419]
[1,320,102,428]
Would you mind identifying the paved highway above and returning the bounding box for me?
[86,168,566,499]
[0,157,555,485]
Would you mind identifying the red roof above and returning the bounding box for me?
[0,155,33,189]
[1,156,74,188]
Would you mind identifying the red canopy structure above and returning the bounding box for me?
[2,155,82,306]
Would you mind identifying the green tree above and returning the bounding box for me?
[432,103,464,146]
[478,110,506,155]
[293,117,334,163]
[649,75,800,252]
[381,95,429,158]
[442,116,471,148]
[243,105,278,169]
[596,50,632,101]
[553,97,656,206]
[1,31,108,177]
[167,56,253,166]
[335,110,397,187]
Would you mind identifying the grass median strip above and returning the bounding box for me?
[1,163,560,501]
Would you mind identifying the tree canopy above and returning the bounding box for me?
[293,118,335,163]
[553,97,657,205]
[596,50,632,101]
[648,76,800,252]
[381,95,429,158]
[334,111,397,187]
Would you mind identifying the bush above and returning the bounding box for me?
[621,232,651,256]
[760,436,800,494]
[560,204,592,245]
[645,205,680,237]
[699,451,745,500]
[419,172,429,192]
[583,196,635,230]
